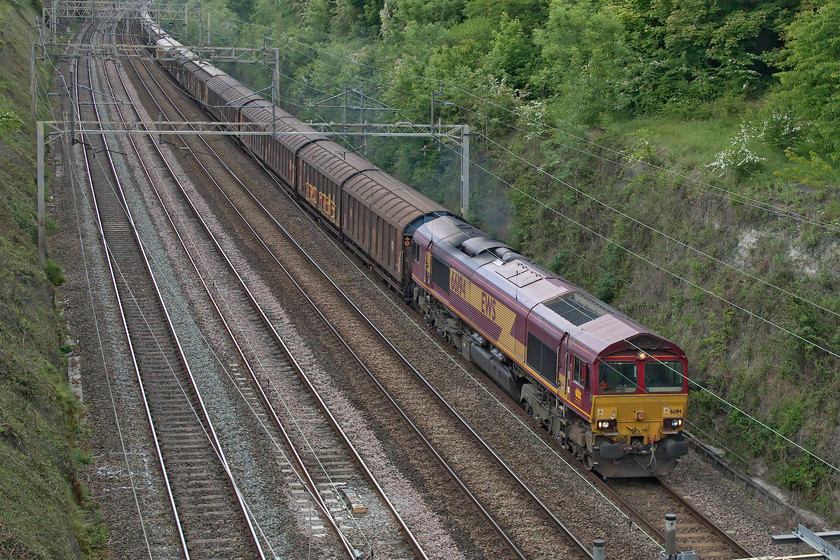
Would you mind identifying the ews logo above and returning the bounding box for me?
[481,292,497,321]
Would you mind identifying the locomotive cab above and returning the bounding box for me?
[586,351,689,477]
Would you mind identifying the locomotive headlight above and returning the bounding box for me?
[597,419,617,430]
[663,418,684,429]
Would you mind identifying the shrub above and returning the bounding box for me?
[44,259,64,286]
[0,110,24,133]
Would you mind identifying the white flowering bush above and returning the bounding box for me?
[762,111,803,151]
[707,122,767,177]
[0,110,23,133]
[708,111,805,178]
[516,99,548,139]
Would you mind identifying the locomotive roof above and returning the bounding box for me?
[417,216,683,359]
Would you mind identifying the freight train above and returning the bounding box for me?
[141,17,690,477]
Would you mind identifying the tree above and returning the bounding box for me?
[464,0,549,30]
[613,0,801,113]
[776,0,840,161]
[484,14,539,93]
[532,0,630,123]
[228,0,256,22]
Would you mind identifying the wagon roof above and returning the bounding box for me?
[296,139,373,183]
[219,83,264,109]
[276,123,329,151]
[181,57,226,78]
[181,60,222,83]
[205,76,243,99]
[239,101,278,124]
[344,170,448,229]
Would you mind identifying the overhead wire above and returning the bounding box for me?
[51,18,289,554]
[296,20,840,325]
[129,23,405,550]
[35,24,157,558]
[189,12,808,494]
[207,0,840,237]
[155,4,840,528]
[214,11,840,370]
[476,130,840,320]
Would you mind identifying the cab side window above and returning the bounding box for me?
[412,241,420,262]
[572,356,588,388]
[431,255,450,294]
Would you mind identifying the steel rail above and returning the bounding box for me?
[75,16,263,558]
[599,475,755,559]
[658,479,754,558]
[71,17,190,558]
[98,18,270,558]
[114,21,364,559]
[252,194,595,559]
[127,27,530,557]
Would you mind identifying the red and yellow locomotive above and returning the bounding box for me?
[410,216,689,477]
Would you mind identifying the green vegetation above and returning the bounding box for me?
[0,0,106,556]
[180,0,840,519]
[776,0,840,162]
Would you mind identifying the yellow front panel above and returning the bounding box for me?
[592,394,688,445]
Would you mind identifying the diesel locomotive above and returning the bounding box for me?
[141,17,690,477]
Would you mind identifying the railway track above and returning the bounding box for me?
[64,10,760,559]
[73,13,420,559]
[69,15,437,558]
[109,17,432,559]
[70,15,263,559]
[606,477,753,559]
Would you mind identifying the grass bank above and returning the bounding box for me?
[0,0,106,556]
